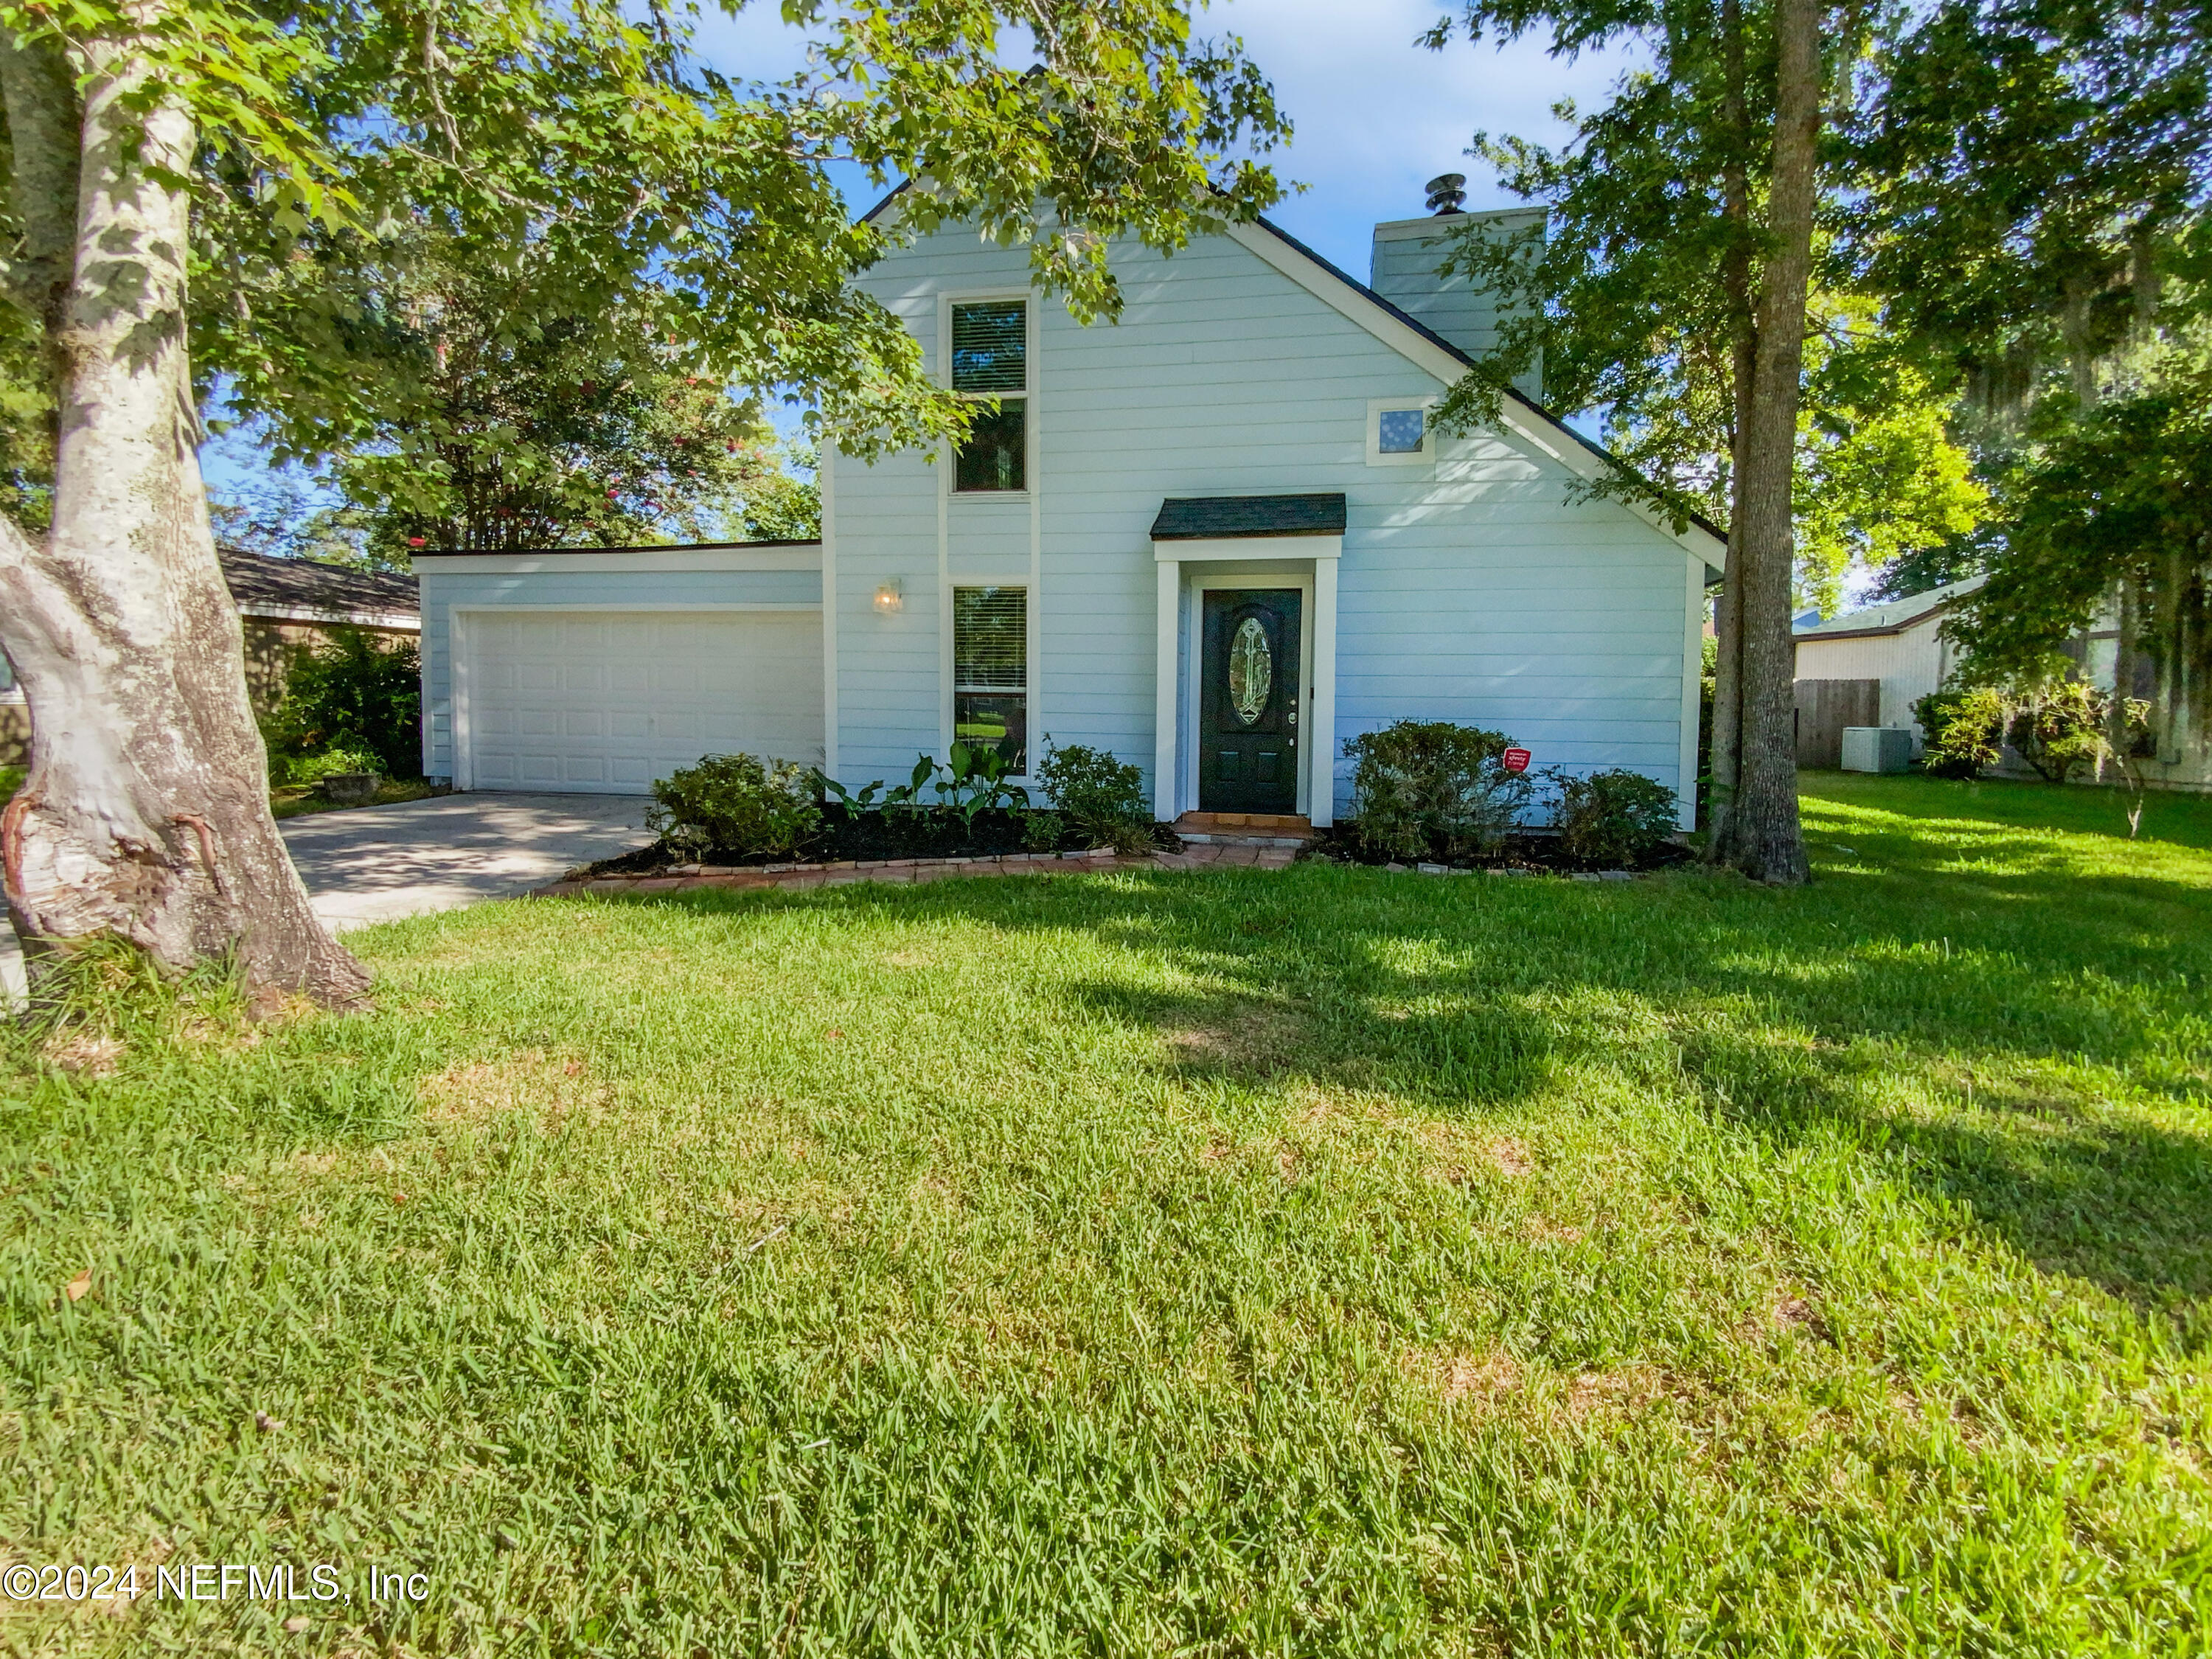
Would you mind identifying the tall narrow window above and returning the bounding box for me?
[951,301,1026,491]
[953,585,1027,770]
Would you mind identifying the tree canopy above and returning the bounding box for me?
[0,0,1291,999]
[5,0,1290,479]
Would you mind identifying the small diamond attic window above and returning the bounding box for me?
[1378,408,1426,454]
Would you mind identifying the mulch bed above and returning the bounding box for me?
[1309,826,1694,877]
[575,807,1691,884]
[579,806,1175,880]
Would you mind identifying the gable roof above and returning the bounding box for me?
[218,547,420,628]
[1794,575,1985,643]
[860,184,1728,574]
[1151,493,1346,540]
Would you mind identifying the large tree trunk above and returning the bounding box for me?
[0,19,369,1007]
[1704,0,1755,849]
[1716,0,1816,884]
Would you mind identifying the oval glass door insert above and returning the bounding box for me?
[1228,616,1272,726]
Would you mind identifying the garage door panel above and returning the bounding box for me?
[463,609,824,794]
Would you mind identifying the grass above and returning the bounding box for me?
[4,771,2209,1656]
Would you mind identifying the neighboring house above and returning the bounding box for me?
[0,549,420,765]
[411,197,1726,827]
[1794,577,2211,792]
[1792,576,1984,748]
[219,548,422,711]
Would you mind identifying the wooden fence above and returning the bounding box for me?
[1793,678,1882,769]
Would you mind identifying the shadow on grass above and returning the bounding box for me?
[609,849,2212,1309]
[1801,768,2212,857]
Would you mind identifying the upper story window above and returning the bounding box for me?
[1367,397,1438,467]
[951,300,1027,492]
[1378,408,1426,453]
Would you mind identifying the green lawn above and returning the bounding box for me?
[5,773,2210,1655]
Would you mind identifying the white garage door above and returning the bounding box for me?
[461,610,824,793]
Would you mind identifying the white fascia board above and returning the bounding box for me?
[1151,535,1341,564]
[409,547,821,576]
[234,602,420,630]
[1219,220,1728,577]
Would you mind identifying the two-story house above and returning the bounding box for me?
[411,195,1725,830]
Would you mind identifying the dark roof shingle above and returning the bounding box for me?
[218,548,420,622]
[1150,493,1347,541]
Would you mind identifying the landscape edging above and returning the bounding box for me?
[529,841,1651,900]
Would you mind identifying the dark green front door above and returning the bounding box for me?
[1200,588,1301,813]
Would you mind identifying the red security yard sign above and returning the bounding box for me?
[1501,747,1532,774]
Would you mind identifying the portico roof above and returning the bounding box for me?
[1149,493,1348,541]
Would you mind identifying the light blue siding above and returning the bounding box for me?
[835,217,1699,821]
[1368,209,1545,400]
[414,566,820,781]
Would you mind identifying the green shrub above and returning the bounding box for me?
[283,746,383,787]
[1343,720,1531,860]
[1915,687,2005,779]
[2006,681,2149,783]
[647,754,821,858]
[1548,768,1679,867]
[1020,810,1066,853]
[1037,740,1152,854]
[262,627,422,781]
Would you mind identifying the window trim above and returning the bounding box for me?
[1366,394,1439,468]
[941,288,1036,498]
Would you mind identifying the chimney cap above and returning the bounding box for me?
[1425,173,1467,215]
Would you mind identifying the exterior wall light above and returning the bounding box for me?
[873,579,903,614]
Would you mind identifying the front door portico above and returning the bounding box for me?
[1150,495,1342,826]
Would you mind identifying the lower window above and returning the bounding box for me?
[953,585,1027,771]
[955,400,1026,492]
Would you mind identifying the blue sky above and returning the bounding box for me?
[204,0,1628,501]
[687,0,1628,276]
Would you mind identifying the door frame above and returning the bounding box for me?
[450,602,822,792]
[1182,570,1315,819]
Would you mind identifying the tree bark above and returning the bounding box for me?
[1717,0,1817,883]
[1704,0,1755,849]
[0,31,80,384]
[0,16,369,1006]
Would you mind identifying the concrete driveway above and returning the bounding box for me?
[1,792,655,997]
[282,790,653,930]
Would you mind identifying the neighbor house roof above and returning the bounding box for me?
[858,185,1728,572]
[1150,493,1346,540]
[1793,575,1985,644]
[219,548,421,630]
